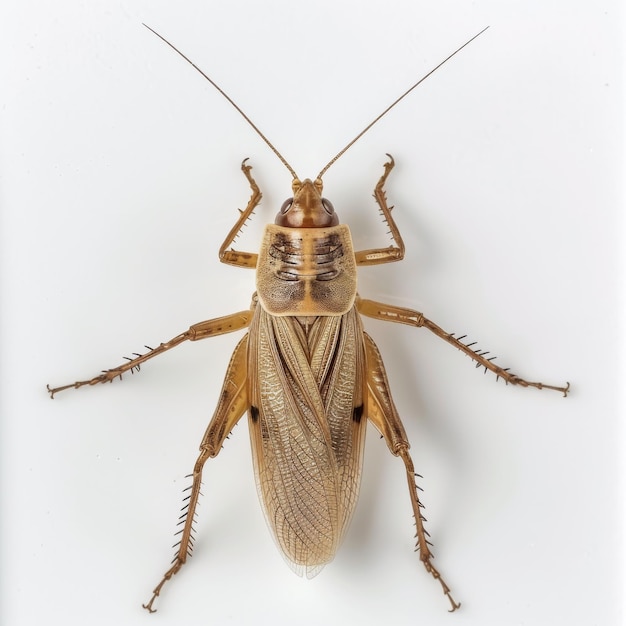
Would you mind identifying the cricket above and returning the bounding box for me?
[48,25,569,613]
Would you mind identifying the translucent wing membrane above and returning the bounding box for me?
[248,306,366,574]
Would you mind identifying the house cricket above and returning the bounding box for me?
[48,25,569,613]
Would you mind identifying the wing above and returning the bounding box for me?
[247,305,366,576]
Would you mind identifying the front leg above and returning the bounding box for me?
[357,297,569,396]
[355,155,405,266]
[218,159,262,269]
[47,308,254,397]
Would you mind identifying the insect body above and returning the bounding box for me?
[47,26,569,613]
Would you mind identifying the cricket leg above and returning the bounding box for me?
[218,159,262,269]
[355,155,405,266]
[47,308,254,397]
[363,332,460,612]
[357,297,569,396]
[143,334,249,613]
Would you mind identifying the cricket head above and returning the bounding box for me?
[275,177,338,228]
[144,23,489,230]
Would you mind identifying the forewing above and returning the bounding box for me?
[248,306,366,574]
[313,309,367,537]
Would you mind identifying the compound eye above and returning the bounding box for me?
[321,198,334,215]
[280,198,293,214]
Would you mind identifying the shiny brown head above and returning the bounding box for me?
[275,178,338,228]
[143,24,489,230]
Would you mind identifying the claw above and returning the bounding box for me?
[46,382,75,398]
[142,598,158,614]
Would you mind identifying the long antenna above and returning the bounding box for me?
[143,23,299,180]
[316,26,490,180]
[144,24,489,183]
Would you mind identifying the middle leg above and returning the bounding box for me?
[358,297,569,395]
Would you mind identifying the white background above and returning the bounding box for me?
[1,1,623,625]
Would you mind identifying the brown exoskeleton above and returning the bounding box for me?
[47,25,569,613]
